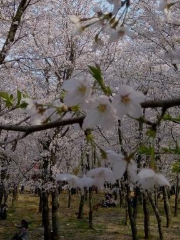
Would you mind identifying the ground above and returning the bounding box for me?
[0,192,180,239]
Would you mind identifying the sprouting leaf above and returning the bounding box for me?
[71,105,80,112]
[100,148,107,159]
[88,64,112,95]
[19,102,28,108]
[17,89,22,105]
[146,129,156,138]
[72,165,80,175]
[0,92,10,101]
[0,92,13,108]
[139,145,152,155]
[163,114,180,122]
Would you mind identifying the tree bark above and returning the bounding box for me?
[77,194,85,219]
[148,193,163,240]
[52,188,60,240]
[38,189,43,213]
[143,193,150,239]
[119,181,124,208]
[162,187,171,228]
[12,185,19,207]
[174,175,179,217]
[42,191,51,240]
[89,188,93,229]
[126,186,137,240]
[68,189,71,208]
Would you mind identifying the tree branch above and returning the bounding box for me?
[0,0,31,64]
[0,97,180,133]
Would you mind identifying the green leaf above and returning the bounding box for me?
[172,162,180,173]
[0,92,10,101]
[17,90,22,105]
[71,105,80,112]
[163,114,180,122]
[19,102,28,108]
[100,148,107,159]
[88,64,112,95]
[139,145,152,155]
[146,129,156,138]
[0,92,13,108]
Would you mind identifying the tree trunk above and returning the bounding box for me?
[154,189,158,207]
[133,187,140,220]
[89,188,93,229]
[174,175,179,217]
[42,191,51,240]
[12,185,19,207]
[77,194,85,219]
[148,193,163,240]
[52,188,60,240]
[143,193,150,239]
[68,189,71,208]
[38,189,43,213]
[119,181,124,208]
[162,187,171,228]
[127,186,137,240]
[0,183,4,205]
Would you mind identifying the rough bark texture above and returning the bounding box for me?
[174,175,179,217]
[89,188,93,229]
[42,191,51,240]
[119,181,124,208]
[68,189,71,208]
[12,185,19,207]
[77,194,85,219]
[52,188,60,240]
[126,185,137,240]
[162,187,171,228]
[0,0,30,64]
[143,193,150,239]
[38,189,43,213]
[148,193,163,240]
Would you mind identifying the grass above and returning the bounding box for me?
[0,192,180,239]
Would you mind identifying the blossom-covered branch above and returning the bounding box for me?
[1,97,180,134]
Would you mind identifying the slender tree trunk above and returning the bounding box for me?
[154,189,158,207]
[148,193,163,240]
[89,188,93,229]
[125,204,129,226]
[38,188,43,213]
[12,185,19,207]
[0,183,4,205]
[77,194,85,219]
[174,175,179,217]
[68,189,71,208]
[42,191,51,240]
[119,181,124,208]
[126,186,137,240]
[52,188,60,240]
[84,187,88,201]
[133,187,140,220]
[162,187,171,228]
[143,193,150,239]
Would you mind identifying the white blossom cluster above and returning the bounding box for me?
[56,149,170,192]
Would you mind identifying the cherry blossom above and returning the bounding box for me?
[108,26,136,43]
[112,85,145,119]
[62,74,92,109]
[82,96,117,130]
[87,167,115,188]
[137,169,170,190]
[107,150,137,182]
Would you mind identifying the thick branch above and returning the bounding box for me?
[141,98,180,109]
[0,0,30,64]
[0,97,180,134]
[0,116,84,133]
